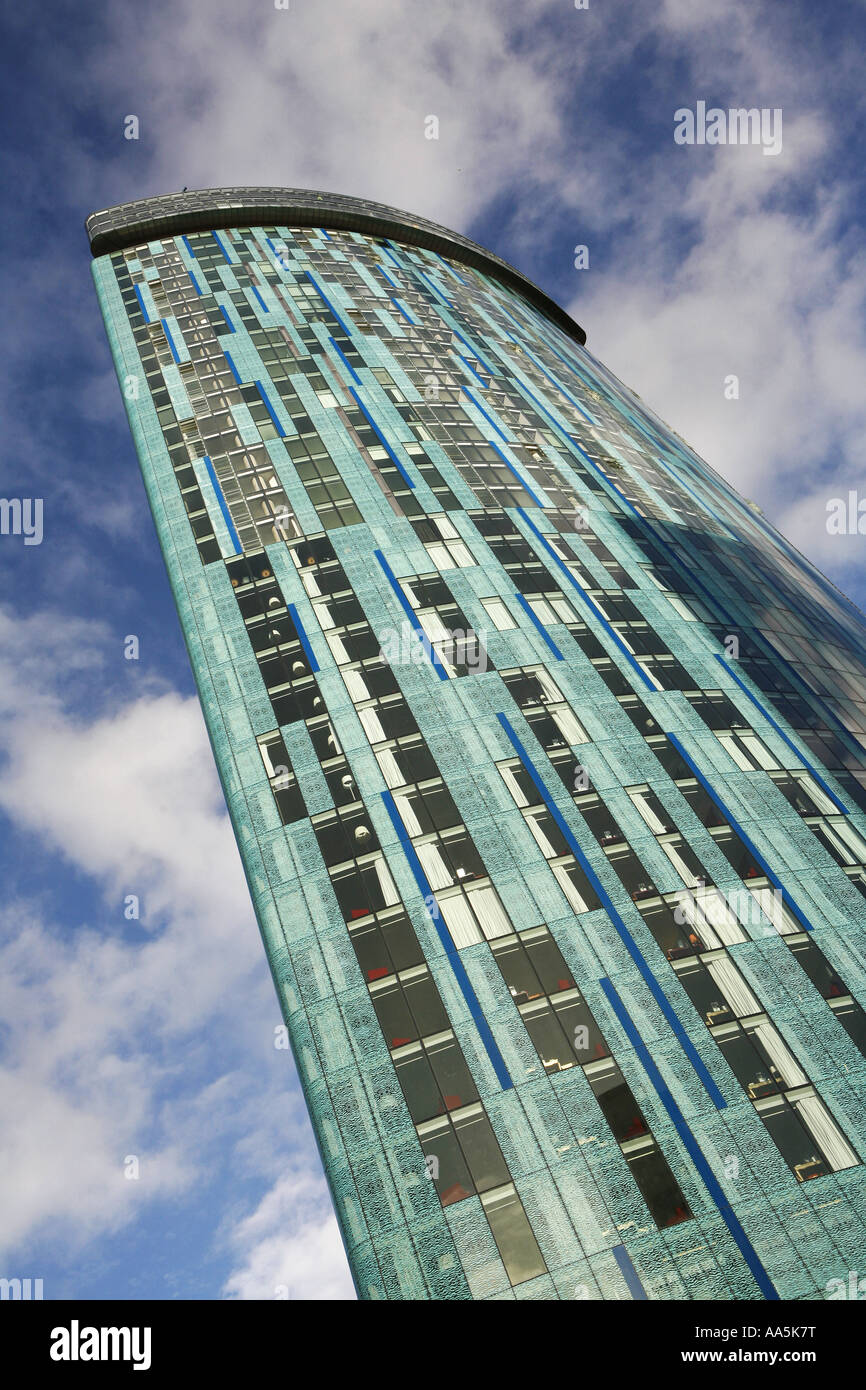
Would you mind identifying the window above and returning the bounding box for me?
[501,666,589,744]
[401,572,492,677]
[584,1057,692,1227]
[417,1105,511,1205]
[348,907,424,982]
[787,934,866,1052]
[480,596,517,631]
[756,1090,859,1180]
[673,953,760,1026]
[393,1032,479,1123]
[256,731,306,824]
[481,1184,547,1285]
[369,965,447,1048]
[628,786,676,835]
[435,880,513,947]
[410,514,476,569]
[709,825,764,881]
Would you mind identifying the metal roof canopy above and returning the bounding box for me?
[85,186,586,346]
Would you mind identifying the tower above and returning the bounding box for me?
[88,188,866,1300]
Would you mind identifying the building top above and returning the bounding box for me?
[85,186,586,345]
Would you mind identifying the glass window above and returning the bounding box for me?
[370,975,418,1050]
[626,1139,692,1228]
[641,900,705,959]
[520,997,576,1072]
[481,596,517,631]
[587,1059,650,1143]
[715,1024,778,1099]
[552,861,599,914]
[393,1043,442,1123]
[417,1115,475,1205]
[452,1104,511,1193]
[521,926,574,994]
[348,909,423,981]
[552,990,609,1064]
[711,827,763,881]
[629,787,676,835]
[426,1033,479,1112]
[481,1184,547,1285]
[757,1096,828,1182]
[788,936,846,999]
[674,958,735,1026]
[330,858,399,921]
[491,935,544,1002]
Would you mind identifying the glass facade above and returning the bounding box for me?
[88,188,866,1301]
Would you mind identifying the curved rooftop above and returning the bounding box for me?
[85,186,586,346]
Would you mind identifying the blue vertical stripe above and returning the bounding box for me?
[513,593,564,660]
[664,732,816,934]
[517,510,656,690]
[348,391,415,488]
[461,387,510,441]
[382,243,404,271]
[254,380,284,434]
[390,296,416,324]
[286,603,319,672]
[612,1245,647,1300]
[487,439,548,507]
[417,269,453,307]
[381,790,513,1090]
[328,336,361,384]
[505,332,594,422]
[304,271,354,337]
[133,283,150,323]
[267,236,289,267]
[713,655,848,814]
[223,350,242,385]
[161,319,182,364]
[451,328,495,376]
[374,550,450,681]
[496,713,728,1109]
[600,977,778,1301]
[454,354,489,389]
[212,230,233,262]
[203,455,242,554]
[433,250,466,284]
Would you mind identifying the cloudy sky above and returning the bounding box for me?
[1,0,864,1300]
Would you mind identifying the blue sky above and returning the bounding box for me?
[1,0,865,1300]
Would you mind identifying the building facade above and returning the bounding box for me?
[88,188,866,1301]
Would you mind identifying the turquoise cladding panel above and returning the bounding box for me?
[91,211,866,1301]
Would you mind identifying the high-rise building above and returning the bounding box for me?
[87,188,866,1301]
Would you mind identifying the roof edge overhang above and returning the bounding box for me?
[85,186,586,346]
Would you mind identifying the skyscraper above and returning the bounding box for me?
[88,188,866,1301]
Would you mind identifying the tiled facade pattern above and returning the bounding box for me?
[89,191,866,1301]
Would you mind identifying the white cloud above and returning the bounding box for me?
[221,1170,355,1301]
[570,116,866,590]
[0,607,343,1285]
[83,0,584,235]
